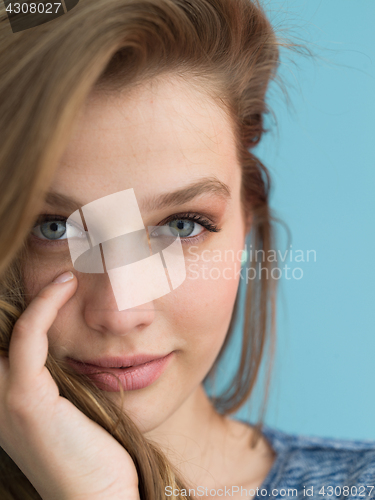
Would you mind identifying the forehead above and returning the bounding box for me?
[54,75,240,205]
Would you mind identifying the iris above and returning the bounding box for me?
[168,220,195,238]
[40,221,66,240]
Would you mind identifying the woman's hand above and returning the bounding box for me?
[0,272,139,500]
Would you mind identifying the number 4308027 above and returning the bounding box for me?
[318,485,374,497]
[6,3,62,14]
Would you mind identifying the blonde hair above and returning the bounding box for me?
[0,0,287,498]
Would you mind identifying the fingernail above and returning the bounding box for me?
[52,271,74,284]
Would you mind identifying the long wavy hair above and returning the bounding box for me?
[0,0,290,498]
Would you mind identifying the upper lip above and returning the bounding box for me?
[66,353,172,369]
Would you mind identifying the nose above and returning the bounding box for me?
[82,273,156,336]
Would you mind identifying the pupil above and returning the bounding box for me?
[50,222,58,232]
[177,220,184,230]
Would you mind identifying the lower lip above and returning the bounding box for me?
[67,352,174,392]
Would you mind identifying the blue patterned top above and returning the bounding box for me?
[257,425,375,499]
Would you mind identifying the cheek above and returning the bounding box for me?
[163,225,245,369]
[22,256,72,304]
[22,239,77,298]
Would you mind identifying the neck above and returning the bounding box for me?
[144,384,260,489]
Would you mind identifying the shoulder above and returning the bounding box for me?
[262,425,375,453]
[259,425,375,497]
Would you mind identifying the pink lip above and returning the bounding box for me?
[66,352,174,392]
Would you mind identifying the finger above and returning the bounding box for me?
[8,271,77,390]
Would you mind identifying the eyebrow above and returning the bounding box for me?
[45,191,82,213]
[141,177,231,212]
[44,177,230,214]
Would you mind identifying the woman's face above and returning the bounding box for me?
[23,75,247,433]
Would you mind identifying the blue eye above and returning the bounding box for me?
[31,219,85,241]
[150,219,204,240]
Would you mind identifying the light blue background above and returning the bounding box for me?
[223,1,375,440]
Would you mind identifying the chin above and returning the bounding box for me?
[101,381,181,433]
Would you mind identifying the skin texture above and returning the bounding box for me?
[22,75,275,495]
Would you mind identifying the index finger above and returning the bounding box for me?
[7,272,77,391]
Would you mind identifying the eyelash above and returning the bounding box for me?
[31,212,221,247]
